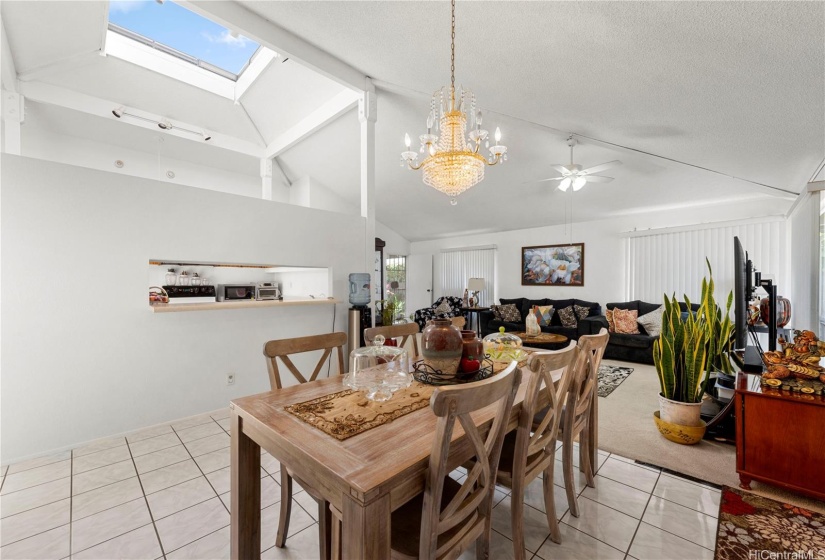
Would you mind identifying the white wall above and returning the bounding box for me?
[23,127,262,199]
[377,221,411,258]
[788,191,820,330]
[410,197,788,307]
[1,155,366,463]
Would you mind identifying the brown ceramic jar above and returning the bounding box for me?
[421,319,463,375]
[460,330,484,361]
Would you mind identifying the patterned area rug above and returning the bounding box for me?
[598,365,634,397]
[714,486,825,560]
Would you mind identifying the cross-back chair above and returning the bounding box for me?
[392,362,521,560]
[364,323,420,356]
[451,316,467,329]
[560,329,608,518]
[262,331,347,560]
[494,342,578,555]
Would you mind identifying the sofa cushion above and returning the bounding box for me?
[574,304,591,321]
[521,299,549,322]
[434,299,453,314]
[609,332,657,348]
[573,300,601,317]
[557,306,578,328]
[613,309,640,334]
[541,325,577,339]
[607,301,640,312]
[532,305,555,326]
[638,301,663,317]
[494,304,521,322]
[547,299,575,326]
[637,305,664,337]
[500,298,525,310]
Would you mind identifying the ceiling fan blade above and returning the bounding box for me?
[580,160,622,175]
[580,175,614,183]
[550,164,569,174]
[524,176,565,184]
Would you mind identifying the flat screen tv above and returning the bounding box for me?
[733,236,753,350]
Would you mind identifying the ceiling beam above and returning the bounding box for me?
[19,81,265,158]
[182,0,366,93]
[17,50,103,83]
[265,89,359,158]
[0,17,18,93]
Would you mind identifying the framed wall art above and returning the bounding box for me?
[521,243,585,286]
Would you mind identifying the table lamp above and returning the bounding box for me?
[467,278,485,307]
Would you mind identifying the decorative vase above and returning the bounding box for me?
[653,411,707,445]
[658,393,703,427]
[422,319,463,375]
[760,295,791,328]
[460,330,483,361]
[747,298,764,326]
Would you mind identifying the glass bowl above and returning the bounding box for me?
[483,327,527,364]
[346,336,411,401]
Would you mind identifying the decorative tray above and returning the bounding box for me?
[761,377,825,395]
[412,358,495,386]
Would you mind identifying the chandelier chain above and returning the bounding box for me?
[450,0,455,91]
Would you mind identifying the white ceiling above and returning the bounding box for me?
[247,1,824,192]
[2,1,822,242]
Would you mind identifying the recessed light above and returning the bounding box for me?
[114,160,124,168]
[166,171,175,179]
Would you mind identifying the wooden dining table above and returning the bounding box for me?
[229,355,596,559]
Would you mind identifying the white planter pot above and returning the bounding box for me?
[658,394,703,427]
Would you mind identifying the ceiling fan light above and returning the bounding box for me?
[558,178,572,191]
[573,177,587,191]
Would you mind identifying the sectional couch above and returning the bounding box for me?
[478,297,602,340]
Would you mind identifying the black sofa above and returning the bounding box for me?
[579,300,700,364]
[478,297,602,340]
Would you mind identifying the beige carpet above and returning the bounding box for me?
[598,359,825,514]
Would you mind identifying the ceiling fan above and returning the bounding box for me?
[533,136,622,191]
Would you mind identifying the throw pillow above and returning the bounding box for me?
[497,303,522,322]
[613,308,640,334]
[574,304,591,321]
[434,299,452,315]
[557,306,578,328]
[532,305,554,326]
[637,305,664,337]
[605,309,615,332]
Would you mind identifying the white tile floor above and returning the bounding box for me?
[0,409,722,559]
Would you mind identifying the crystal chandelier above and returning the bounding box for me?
[400,0,508,205]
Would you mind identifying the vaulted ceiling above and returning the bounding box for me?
[2,1,822,241]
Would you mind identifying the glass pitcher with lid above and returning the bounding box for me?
[346,336,411,401]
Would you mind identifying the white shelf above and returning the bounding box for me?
[150,298,340,313]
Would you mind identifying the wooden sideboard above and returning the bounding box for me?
[735,372,825,501]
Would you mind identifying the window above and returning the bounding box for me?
[108,0,260,80]
[440,248,496,307]
[386,255,407,314]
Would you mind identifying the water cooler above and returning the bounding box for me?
[347,273,372,359]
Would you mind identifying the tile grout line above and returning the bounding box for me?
[170,421,227,514]
[125,437,167,559]
[636,519,717,552]
[2,454,70,476]
[624,467,662,556]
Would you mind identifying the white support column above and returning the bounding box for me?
[260,157,273,200]
[359,79,377,325]
[2,90,24,155]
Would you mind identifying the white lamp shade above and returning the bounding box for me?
[467,278,485,292]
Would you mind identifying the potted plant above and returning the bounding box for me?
[653,260,733,440]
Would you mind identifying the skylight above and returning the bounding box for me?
[108,0,260,80]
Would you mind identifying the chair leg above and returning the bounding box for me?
[510,479,526,560]
[580,426,596,489]
[318,498,332,560]
[276,469,293,548]
[562,432,578,518]
[476,510,491,560]
[330,507,341,560]
[543,460,562,544]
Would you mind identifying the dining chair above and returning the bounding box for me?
[262,331,347,560]
[451,315,467,329]
[364,323,420,356]
[329,362,521,560]
[494,342,578,556]
[560,329,608,518]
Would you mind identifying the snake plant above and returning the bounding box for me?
[653,260,733,403]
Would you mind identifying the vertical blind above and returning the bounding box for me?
[440,247,496,306]
[625,218,786,304]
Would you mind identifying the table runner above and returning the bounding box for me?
[284,382,435,440]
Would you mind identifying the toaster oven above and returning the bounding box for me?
[256,283,282,301]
